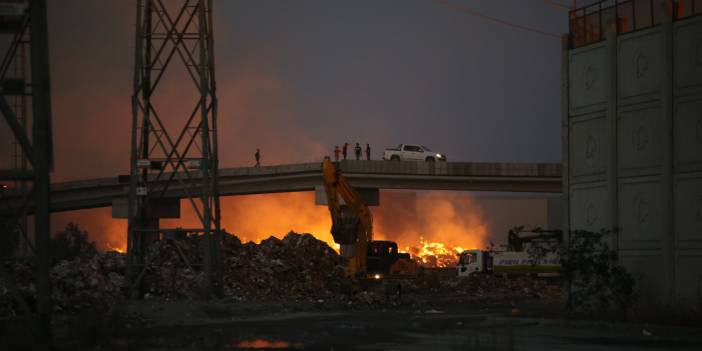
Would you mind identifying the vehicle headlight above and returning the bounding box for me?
[373,274,382,280]
[436,154,442,158]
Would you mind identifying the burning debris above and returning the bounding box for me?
[406,238,466,268]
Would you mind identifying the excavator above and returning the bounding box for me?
[322,157,417,280]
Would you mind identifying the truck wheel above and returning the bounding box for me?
[391,155,400,161]
[425,157,435,163]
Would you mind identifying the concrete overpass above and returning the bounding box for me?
[0,160,561,215]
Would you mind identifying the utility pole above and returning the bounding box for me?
[127,0,222,297]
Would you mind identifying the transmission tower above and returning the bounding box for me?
[127,0,222,296]
[0,0,53,342]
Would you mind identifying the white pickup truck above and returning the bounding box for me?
[382,144,447,162]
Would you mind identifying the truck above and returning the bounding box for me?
[457,228,562,278]
[382,144,447,162]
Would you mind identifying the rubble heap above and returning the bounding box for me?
[222,232,347,302]
[140,238,206,300]
[136,231,347,302]
[441,273,562,301]
[51,252,125,311]
[0,251,125,316]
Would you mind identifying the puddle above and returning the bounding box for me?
[232,338,304,350]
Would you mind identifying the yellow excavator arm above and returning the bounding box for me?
[322,158,373,277]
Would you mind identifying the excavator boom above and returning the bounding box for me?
[322,158,373,277]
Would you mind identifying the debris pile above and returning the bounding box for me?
[140,238,206,300]
[222,232,347,302]
[441,273,562,301]
[50,251,125,311]
[0,251,125,316]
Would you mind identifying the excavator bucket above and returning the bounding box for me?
[330,205,359,245]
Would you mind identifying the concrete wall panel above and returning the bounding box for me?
[674,17,702,95]
[674,173,702,248]
[569,115,608,182]
[569,44,608,114]
[617,104,664,176]
[618,177,664,249]
[570,182,609,231]
[674,98,702,173]
[618,28,663,104]
[620,251,667,305]
[675,251,702,310]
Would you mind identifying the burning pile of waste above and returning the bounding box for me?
[406,239,465,268]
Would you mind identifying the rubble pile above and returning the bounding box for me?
[0,260,34,317]
[135,231,348,302]
[50,251,125,311]
[0,252,125,316]
[140,238,205,300]
[441,273,562,301]
[222,232,347,302]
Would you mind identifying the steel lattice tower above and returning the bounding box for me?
[0,0,53,342]
[127,0,222,296]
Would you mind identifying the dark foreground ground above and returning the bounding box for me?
[3,293,701,351]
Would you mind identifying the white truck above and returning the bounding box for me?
[456,249,560,278]
[382,144,447,162]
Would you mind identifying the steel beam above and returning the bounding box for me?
[29,0,53,344]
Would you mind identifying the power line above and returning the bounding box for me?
[435,0,561,38]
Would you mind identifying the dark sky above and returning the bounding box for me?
[2,0,594,181]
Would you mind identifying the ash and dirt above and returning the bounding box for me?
[3,232,699,350]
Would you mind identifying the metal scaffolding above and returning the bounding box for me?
[0,0,53,343]
[127,0,222,297]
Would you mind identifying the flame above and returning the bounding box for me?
[406,238,473,268]
[106,243,126,253]
[60,190,486,264]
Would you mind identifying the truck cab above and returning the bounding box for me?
[456,249,490,277]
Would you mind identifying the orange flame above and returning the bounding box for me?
[106,243,126,253]
[406,238,468,268]
[66,191,487,264]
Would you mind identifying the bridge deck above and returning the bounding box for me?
[0,160,561,214]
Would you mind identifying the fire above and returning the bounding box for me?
[106,243,126,253]
[61,190,487,264]
[406,238,464,268]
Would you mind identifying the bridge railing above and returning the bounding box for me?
[338,160,561,178]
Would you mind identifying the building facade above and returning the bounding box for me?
[564,0,702,308]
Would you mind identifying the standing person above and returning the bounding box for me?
[333,146,341,162]
[342,142,348,160]
[354,142,362,160]
[365,143,371,160]
[254,148,260,167]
